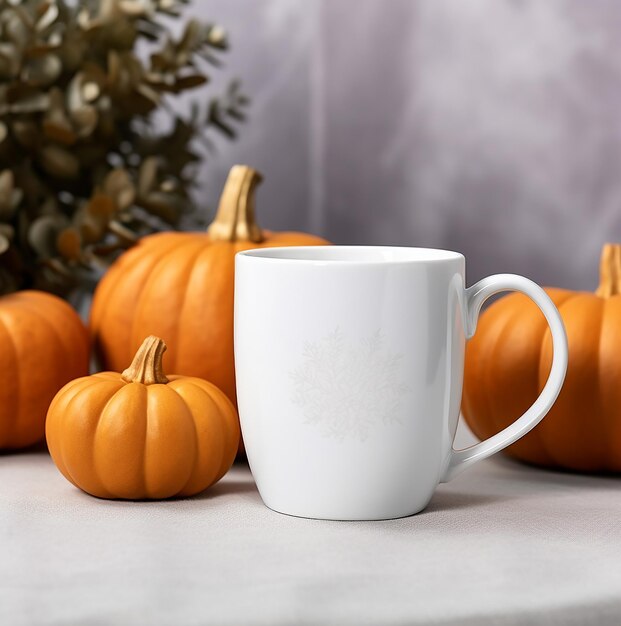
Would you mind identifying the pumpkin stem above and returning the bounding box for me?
[596,243,621,297]
[207,165,264,243]
[121,336,169,385]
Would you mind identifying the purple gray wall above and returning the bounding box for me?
[188,0,621,290]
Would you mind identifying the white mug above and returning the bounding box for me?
[234,246,568,520]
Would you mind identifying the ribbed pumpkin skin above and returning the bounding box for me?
[45,372,240,499]
[89,230,327,405]
[0,290,89,449]
[462,287,621,472]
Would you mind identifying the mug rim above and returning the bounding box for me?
[236,245,465,265]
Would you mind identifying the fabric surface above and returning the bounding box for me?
[1,448,620,625]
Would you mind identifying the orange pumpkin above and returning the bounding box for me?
[90,165,328,406]
[463,243,621,472]
[46,335,239,499]
[0,290,88,449]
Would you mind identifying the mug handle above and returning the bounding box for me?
[442,274,568,482]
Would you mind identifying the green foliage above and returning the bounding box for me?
[0,0,247,295]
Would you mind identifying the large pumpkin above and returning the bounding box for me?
[46,335,239,499]
[0,290,89,449]
[463,243,621,472]
[90,165,328,405]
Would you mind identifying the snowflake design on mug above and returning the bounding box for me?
[290,328,409,442]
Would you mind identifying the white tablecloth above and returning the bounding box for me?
[1,448,620,625]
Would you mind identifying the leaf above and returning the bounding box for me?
[136,19,163,41]
[67,72,85,112]
[22,55,62,87]
[43,119,78,145]
[0,170,22,219]
[226,107,246,122]
[171,74,207,92]
[41,257,73,277]
[28,214,68,258]
[0,233,10,256]
[8,4,34,29]
[0,170,14,198]
[138,190,185,223]
[156,3,181,18]
[179,19,201,51]
[207,24,227,49]
[138,156,158,197]
[107,49,121,84]
[144,71,175,88]
[118,1,154,18]
[9,91,51,113]
[108,219,138,244]
[104,168,135,210]
[81,81,100,102]
[71,105,98,137]
[79,220,106,244]
[74,192,116,244]
[135,83,160,106]
[40,145,80,179]
[43,88,77,144]
[207,101,236,138]
[4,11,29,47]
[36,2,60,32]
[56,227,82,261]
[0,42,19,63]
[159,178,177,193]
[87,193,116,218]
[0,223,15,241]
[12,120,39,148]
[150,47,175,72]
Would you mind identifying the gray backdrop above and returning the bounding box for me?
[186,0,621,290]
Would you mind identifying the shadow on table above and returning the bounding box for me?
[420,455,621,516]
[0,440,49,456]
[422,490,505,515]
[479,456,621,496]
[493,453,621,480]
[192,478,258,501]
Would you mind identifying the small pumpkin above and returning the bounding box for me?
[46,336,239,499]
[0,290,89,449]
[89,164,328,407]
[462,243,621,472]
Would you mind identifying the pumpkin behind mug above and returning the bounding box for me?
[462,243,621,472]
[89,165,329,408]
[0,290,89,449]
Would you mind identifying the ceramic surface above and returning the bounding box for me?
[234,246,568,520]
